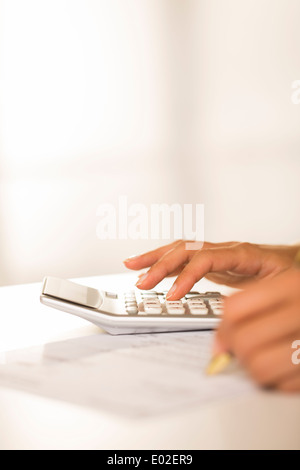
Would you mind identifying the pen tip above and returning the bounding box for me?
[206,353,232,376]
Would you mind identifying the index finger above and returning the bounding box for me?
[123,240,181,270]
[166,244,258,299]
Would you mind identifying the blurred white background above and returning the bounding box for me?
[0,0,299,286]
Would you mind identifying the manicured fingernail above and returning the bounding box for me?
[166,283,178,299]
[136,272,149,286]
[123,255,140,264]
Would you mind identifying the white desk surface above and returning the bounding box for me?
[0,273,299,450]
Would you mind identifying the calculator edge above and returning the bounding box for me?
[40,293,221,335]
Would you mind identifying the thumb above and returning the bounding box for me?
[212,323,231,356]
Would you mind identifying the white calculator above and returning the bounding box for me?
[40,276,223,335]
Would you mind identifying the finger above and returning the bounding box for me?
[247,339,300,388]
[223,268,300,326]
[124,240,239,271]
[226,302,300,364]
[164,266,188,277]
[278,372,300,392]
[136,242,193,289]
[123,240,181,270]
[205,272,254,287]
[212,328,231,356]
[137,265,186,280]
[166,244,259,300]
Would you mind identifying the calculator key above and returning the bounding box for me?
[142,297,160,302]
[126,306,139,314]
[209,303,223,309]
[105,291,118,299]
[166,307,185,315]
[211,308,223,315]
[143,299,161,306]
[189,307,209,315]
[187,300,206,307]
[165,300,183,306]
[125,295,136,301]
[125,302,137,307]
[125,301,138,307]
[189,305,207,311]
[144,306,162,314]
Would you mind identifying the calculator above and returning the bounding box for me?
[40,276,223,335]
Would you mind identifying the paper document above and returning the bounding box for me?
[0,331,254,417]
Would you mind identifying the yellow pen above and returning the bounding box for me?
[206,351,233,376]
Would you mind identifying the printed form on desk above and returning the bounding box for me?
[0,331,255,418]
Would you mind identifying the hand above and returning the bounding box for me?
[214,268,300,392]
[123,240,298,299]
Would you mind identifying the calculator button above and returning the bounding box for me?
[143,299,160,306]
[189,307,209,315]
[165,300,185,315]
[166,300,183,306]
[144,306,162,314]
[126,306,139,315]
[125,295,136,301]
[211,308,223,315]
[125,301,138,307]
[105,291,118,299]
[185,292,200,299]
[187,300,206,307]
[209,302,223,308]
[166,307,185,315]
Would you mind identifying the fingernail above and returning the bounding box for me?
[123,255,140,264]
[136,272,149,286]
[166,283,177,299]
[212,335,226,356]
[137,272,146,279]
